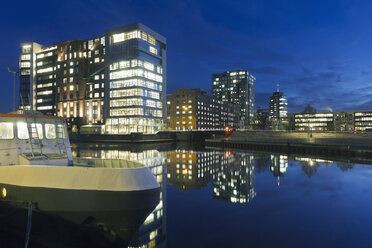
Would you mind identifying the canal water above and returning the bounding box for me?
[1,142,372,247]
[72,142,372,248]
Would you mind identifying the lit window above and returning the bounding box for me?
[45,124,56,139]
[17,122,29,140]
[112,33,125,43]
[0,123,14,139]
[149,46,157,55]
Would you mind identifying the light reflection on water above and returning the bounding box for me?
[72,143,372,248]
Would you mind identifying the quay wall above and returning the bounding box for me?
[227,131,372,146]
[205,131,372,159]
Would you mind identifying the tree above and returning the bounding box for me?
[302,104,316,114]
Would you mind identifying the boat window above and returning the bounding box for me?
[31,123,43,139]
[45,124,56,139]
[17,122,29,139]
[57,124,66,138]
[0,122,14,139]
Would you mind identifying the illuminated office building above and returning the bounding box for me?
[293,112,334,131]
[212,153,256,204]
[269,91,287,120]
[19,42,42,110]
[354,111,372,131]
[19,23,166,133]
[165,88,240,130]
[292,111,359,131]
[212,70,256,126]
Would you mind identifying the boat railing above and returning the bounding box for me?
[73,157,146,169]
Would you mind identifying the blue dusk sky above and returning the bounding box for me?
[0,0,372,113]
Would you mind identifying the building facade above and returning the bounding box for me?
[269,91,288,120]
[292,112,334,131]
[165,88,240,130]
[19,42,42,110]
[19,23,166,134]
[212,70,256,127]
[354,111,372,131]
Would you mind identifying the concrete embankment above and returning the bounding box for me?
[206,131,372,159]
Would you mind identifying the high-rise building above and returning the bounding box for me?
[19,23,166,134]
[165,88,240,130]
[269,91,288,120]
[19,42,42,110]
[212,70,256,127]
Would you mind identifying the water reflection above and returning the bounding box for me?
[212,153,256,204]
[73,145,167,248]
[68,143,370,248]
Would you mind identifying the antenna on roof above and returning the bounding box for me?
[276,83,280,92]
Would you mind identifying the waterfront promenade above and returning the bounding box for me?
[206,130,372,160]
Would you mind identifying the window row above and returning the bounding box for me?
[110,79,162,91]
[0,122,66,140]
[110,88,160,99]
[112,30,156,45]
[110,59,162,74]
[110,69,163,82]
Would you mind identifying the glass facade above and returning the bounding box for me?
[105,23,167,134]
[19,23,166,134]
[212,70,256,127]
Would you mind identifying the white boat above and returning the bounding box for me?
[0,110,160,247]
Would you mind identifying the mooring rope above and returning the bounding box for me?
[24,201,33,248]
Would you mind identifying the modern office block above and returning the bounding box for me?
[354,111,372,131]
[212,70,256,127]
[165,88,240,130]
[269,91,287,120]
[19,42,42,110]
[293,112,334,131]
[19,23,166,134]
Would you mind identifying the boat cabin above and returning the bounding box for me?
[0,111,73,166]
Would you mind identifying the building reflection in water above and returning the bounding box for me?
[165,150,217,190]
[72,146,166,248]
[165,150,256,204]
[295,157,333,178]
[270,154,288,186]
[212,152,256,204]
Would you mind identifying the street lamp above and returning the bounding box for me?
[8,68,19,112]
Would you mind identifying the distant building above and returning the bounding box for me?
[212,70,256,126]
[19,23,166,134]
[269,91,287,120]
[290,111,355,131]
[354,111,372,131]
[292,112,334,131]
[334,112,354,131]
[165,88,240,130]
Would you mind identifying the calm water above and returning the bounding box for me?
[73,143,372,248]
[1,143,372,247]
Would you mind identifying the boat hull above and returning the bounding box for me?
[0,165,161,247]
[0,184,160,247]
